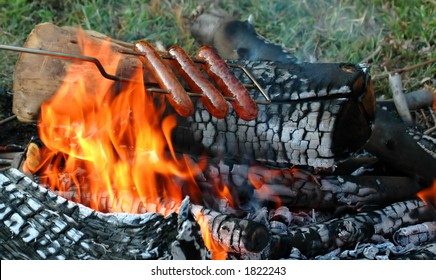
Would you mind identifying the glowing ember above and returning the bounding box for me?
[417,180,436,206]
[26,31,202,215]
[195,212,228,260]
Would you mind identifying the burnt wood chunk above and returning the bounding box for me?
[365,107,436,185]
[173,60,375,169]
[268,199,435,259]
[0,168,178,260]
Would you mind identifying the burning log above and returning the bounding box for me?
[187,11,436,177]
[173,59,375,169]
[11,23,375,170]
[267,199,435,259]
[196,159,424,211]
[190,204,269,255]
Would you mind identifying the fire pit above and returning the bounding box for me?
[0,20,435,260]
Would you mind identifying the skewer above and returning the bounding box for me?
[0,44,271,104]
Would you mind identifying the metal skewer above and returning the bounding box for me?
[0,44,270,104]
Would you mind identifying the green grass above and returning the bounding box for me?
[0,0,434,97]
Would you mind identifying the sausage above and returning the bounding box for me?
[168,45,229,119]
[196,46,258,121]
[134,40,194,117]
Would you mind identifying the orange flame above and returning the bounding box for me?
[417,180,436,206]
[216,184,234,207]
[28,31,203,215]
[195,212,228,260]
[248,166,285,207]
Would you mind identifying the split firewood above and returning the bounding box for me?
[267,199,435,259]
[12,23,148,122]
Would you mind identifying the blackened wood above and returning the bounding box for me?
[173,60,375,169]
[393,242,436,260]
[196,159,424,211]
[365,107,436,185]
[0,168,178,260]
[190,204,269,254]
[393,221,436,247]
[267,199,435,259]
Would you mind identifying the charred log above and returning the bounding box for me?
[195,159,424,212]
[173,60,375,169]
[0,168,178,260]
[394,242,436,260]
[365,107,436,185]
[267,199,435,259]
[191,204,269,254]
[188,13,436,176]
[393,221,436,247]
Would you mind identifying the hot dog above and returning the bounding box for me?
[168,45,229,119]
[196,46,258,121]
[134,41,194,117]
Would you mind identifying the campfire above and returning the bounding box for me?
[0,18,435,260]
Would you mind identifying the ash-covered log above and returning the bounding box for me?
[195,158,425,211]
[0,168,178,260]
[267,199,435,259]
[394,242,436,260]
[190,204,269,254]
[393,221,436,247]
[173,59,375,170]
